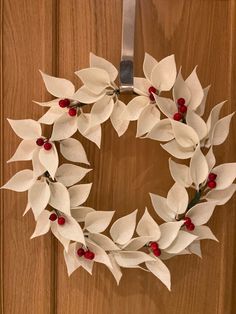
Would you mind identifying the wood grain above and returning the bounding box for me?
[1,0,236,313]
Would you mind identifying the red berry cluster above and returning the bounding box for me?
[184,217,195,231]
[148,86,157,101]
[49,213,65,225]
[77,247,95,260]
[59,98,77,117]
[173,98,187,121]
[36,138,52,150]
[149,241,161,257]
[207,172,217,189]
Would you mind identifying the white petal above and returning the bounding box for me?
[90,96,114,126]
[68,183,92,207]
[145,258,171,290]
[190,145,209,188]
[90,52,118,82]
[171,120,199,148]
[73,86,105,104]
[51,223,70,251]
[75,67,110,94]
[32,149,46,177]
[50,113,78,141]
[31,210,51,238]
[143,53,158,81]
[173,70,191,104]
[64,243,80,276]
[49,182,70,215]
[210,112,235,146]
[126,96,150,121]
[186,201,217,226]
[88,234,120,251]
[7,119,41,140]
[7,139,36,162]
[136,103,160,137]
[110,210,137,245]
[168,158,192,187]
[195,85,210,116]
[84,211,115,233]
[165,230,197,254]
[2,169,35,192]
[161,140,194,159]
[110,100,130,137]
[55,164,91,187]
[108,254,122,285]
[205,147,216,171]
[71,206,95,222]
[158,221,183,249]
[38,142,58,179]
[136,208,161,239]
[192,225,218,241]
[186,110,208,140]
[114,251,154,267]
[57,215,85,245]
[39,71,75,98]
[167,183,188,215]
[38,106,65,125]
[185,67,204,110]
[188,241,202,257]
[86,239,112,268]
[212,163,236,190]
[133,77,150,96]
[123,236,153,251]
[28,180,50,219]
[147,119,174,142]
[153,95,176,118]
[205,184,236,205]
[151,55,176,91]
[60,138,90,164]
[149,193,175,222]
[206,101,225,132]
[77,113,102,148]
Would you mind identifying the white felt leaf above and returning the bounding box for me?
[195,85,210,117]
[136,103,160,137]
[60,138,90,165]
[2,169,35,192]
[51,223,70,252]
[38,143,58,179]
[165,230,197,254]
[58,215,85,245]
[151,55,176,91]
[110,210,137,245]
[186,110,208,141]
[149,193,175,222]
[161,140,194,159]
[205,147,216,171]
[90,53,118,82]
[89,234,120,251]
[68,183,92,207]
[168,159,192,187]
[147,118,174,142]
[64,243,80,276]
[153,95,176,118]
[126,96,149,121]
[75,67,110,94]
[133,77,150,96]
[38,106,65,125]
[39,71,75,98]
[136,209,161,239]
[173,70,191,104]
[158,221,183,249]
[143,53,158,81]
[171,120,199,148]
[114,251,154,267]
[110,100,130,137]
[190,145,209,188]
[32,149,46,177]
[206,101,225,134]
[185,67,204,110]
[123,236,153,251]
[145,259,171,290]
[77,113,102,148]
[108,254,123,285]
[188,241,202,258]
[50,113,78,141]
[73,85,105,104]
[55,164,91,187]
[211,113,235,146]
[205,184,236,205]
[31,210,51,238]
[23,202,31,216]
[28,180,50,219]
[71,206,95,222]
[186,201,217,226]
[84,211,115,233]
[86,239,112,268]
[7,119,41,140]
[49,182,70,215]
[167,183,189,215]
[192,225,218,241]
[212,163,236,190]
[7,139,36,162]
[90,96,114,126]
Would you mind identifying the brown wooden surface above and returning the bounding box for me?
[1,0,236,313]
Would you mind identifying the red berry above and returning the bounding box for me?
[43,142,52,150]
[49,213,57,221]
[177,98,185,106]
[153,248,161,257]
[179,104,187,113]
[77,248,85,257]
[84,250,95,260]
[208,173,217,181]
[207,180,217,189]
[150,242,159,251]
[59,99,70,108]
[68,108,77,116]
[184,217,192,226]
[148,86,157,101]
[173,112,183,121]
[36,138,44,146]
[187,223,195,231]
[58,216,65,225]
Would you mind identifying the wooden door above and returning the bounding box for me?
[1,0,236,313]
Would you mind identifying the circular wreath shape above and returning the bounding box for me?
[2,53,236,290]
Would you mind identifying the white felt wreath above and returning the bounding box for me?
[2,53,236,290]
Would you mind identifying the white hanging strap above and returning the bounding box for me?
[119,0,136,93]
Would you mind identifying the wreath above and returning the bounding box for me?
[2,53,236,290]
